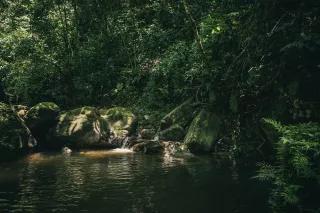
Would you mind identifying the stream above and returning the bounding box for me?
[0,150,270,213]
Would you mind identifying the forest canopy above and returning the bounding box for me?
[1,0,319,111]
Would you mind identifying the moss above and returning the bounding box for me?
[99,107,137,134]
[159,124,185,141]
[25,102,60,143]
[184,110,222,153]
[25,102,60,126]
[140,129,156,140]
[53,107,109,148]
[26,102,59,118]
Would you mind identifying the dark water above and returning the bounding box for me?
[0,150,270,213]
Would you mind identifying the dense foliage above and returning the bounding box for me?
[257,119,320,213]
[1,0,319,121]
[1,1,319,212]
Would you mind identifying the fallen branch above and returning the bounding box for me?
[8,97,37,148]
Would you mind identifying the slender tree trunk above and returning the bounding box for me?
[57,2,76,106]
[182,0,205,56]
[0,81,6,102]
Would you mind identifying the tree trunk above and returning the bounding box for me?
[0,81,6,102]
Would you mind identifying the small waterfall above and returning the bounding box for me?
[121,137,129,149]
[111,137,133,153]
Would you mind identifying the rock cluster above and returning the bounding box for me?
[1,97,226,161]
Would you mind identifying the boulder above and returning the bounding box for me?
[99,107,137,146]
[184,110,222,153]
[25,102,60,143]
[132,140,164,154]
[125,138,146,148]
[161,141,186,156]
[0,102,29,161]
[140,128,156,140]
[159,124,185,141]
[52,107,110,148]
[14,105,28,118]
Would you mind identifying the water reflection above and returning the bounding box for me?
[0,151,269,213]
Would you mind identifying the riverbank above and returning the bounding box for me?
[0,99,228,162]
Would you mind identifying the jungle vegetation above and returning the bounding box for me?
[0,0,319,212]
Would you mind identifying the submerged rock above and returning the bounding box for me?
[52,107,110,148]
[161,141,185,156]
[184,110,222,153]
[25,102,60,144]
[0,102,29,161]
[131,139,187,156]
[62,146,72,154]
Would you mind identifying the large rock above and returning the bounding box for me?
[159,98,199,141]
[99,107,137,146]
[25,102,60,143]
[159,124,185,141]
[132,140,164,154]
[161,141,186,156]
[184,110,222,153]
[52,107,110,148]
[0,102,29,161]
[140,128,156,140]
[14,105,28,118]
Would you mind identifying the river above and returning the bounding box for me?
[0,150,270,212]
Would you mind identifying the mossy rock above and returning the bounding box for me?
[25,102,60,124]
[140,128,156,140]
[161,141,186,156]
[132,141,164,154]
[25,102,60,143]
[0,102,28,161]
[14,105,28,118]
[159,124,185,141]
[184,110,222,153]
[52,107,110,148]
[99,107,137,137]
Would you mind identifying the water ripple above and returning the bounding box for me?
[0,151,269,213]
